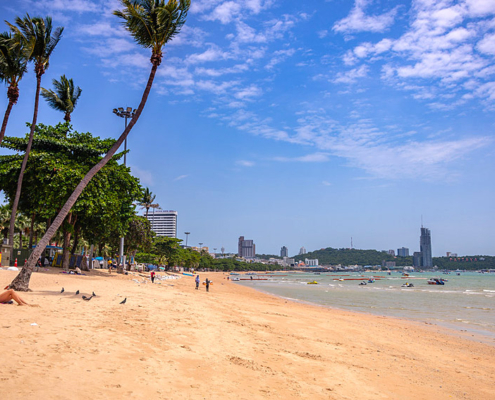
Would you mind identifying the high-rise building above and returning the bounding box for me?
[146,210,177,238]
[397,247,410,257]
[388,249,395,256]
[413,252,422,268]
[238,236,256,259]
[280,246,288,258]
[299,246,306,255]
[420,227,433,268]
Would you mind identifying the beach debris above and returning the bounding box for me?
[31,323,38,326]
[82,295,93,301]
[60,287,64,293]
[120,298,127,304]
[75,290,80,295]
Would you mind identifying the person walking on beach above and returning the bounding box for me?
[195,275,200,290]
[205,278,210,292]
[150,270,155,283]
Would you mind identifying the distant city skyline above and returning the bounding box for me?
[1,1,493,257]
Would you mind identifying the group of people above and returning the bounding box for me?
[195,275,211,292]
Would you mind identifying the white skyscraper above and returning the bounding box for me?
[299,247,307,255]
[146,209,177,238]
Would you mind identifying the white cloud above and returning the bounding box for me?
[174,175,189,181]
[130,165,154,186]
[333,0,398,33]
[236,160,255,167]
[265,48,296,69]
[234,84,263,99]
[337,0,495,105]
[28,0,99,13]
[333,65,369,84]
[477,32,495,55]
[274,153,331,162]
[204,1,242,24]
[186,46,230,64]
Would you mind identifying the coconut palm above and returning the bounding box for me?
[0,32,28,144]
[6,15,63,268]
[41,75,82,122]
[9,1,190,291]
[139,187,159,219]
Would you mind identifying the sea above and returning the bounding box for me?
[234,272,495,340]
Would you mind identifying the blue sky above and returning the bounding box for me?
[1,0,494,257]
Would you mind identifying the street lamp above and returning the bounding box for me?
[184,232,190,248]
[113,106,136,271]
[113,107,136,166]
[199,243,203,252]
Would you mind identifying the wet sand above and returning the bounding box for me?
[1,268,494,400]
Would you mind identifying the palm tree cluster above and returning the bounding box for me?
[1,1,191,291]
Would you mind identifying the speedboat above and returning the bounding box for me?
[427,278,445,285]
[308,281,318,285]
[359,281,367,286]
[401,283,414,288]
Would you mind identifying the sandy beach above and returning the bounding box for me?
[1,268,494,400]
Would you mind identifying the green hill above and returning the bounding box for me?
[294,247,495,270]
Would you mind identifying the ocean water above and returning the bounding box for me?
[235,272,495,338]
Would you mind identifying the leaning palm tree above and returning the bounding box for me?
[9,1,190,291]
[139,187,159,219]
[41,75,82,122]
[6,15,63,266]
[0,32,28,144]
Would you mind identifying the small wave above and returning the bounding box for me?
[483,290,495,293]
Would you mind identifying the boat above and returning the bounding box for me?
[401,283,414,288]
[427,278,445,285]
[307,281,318,285]
[368,277,375,283]
[359,281,367,286]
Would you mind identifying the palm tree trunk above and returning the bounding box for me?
[9,59,160,291]
[28,213,35,249]
[8,74,41,264]
[62,214,72,270]
[0,100,14,145]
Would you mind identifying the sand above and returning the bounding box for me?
[0,268,494,400]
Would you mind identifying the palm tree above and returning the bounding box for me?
[6,15,63,267]
[41,75,82,122]
[0,32,28,144]
[139,187,159,219]
[9,1,190,291]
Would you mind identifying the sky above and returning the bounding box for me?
[1,0,494,257]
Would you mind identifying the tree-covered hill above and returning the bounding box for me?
[294,247,495,270]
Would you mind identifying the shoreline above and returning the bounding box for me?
[234,281,495,345]
[1,268,494,399]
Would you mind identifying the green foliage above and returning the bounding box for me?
[433,256,495,270]
[0,31,28,90]
[6,14,63,75]
[125,216,153,255]
[135,252,158,264]
[294,247,399,266]
[212,258,280,272]
[41,75,82,121]
[114,0,190,59]
[0,123,143,254]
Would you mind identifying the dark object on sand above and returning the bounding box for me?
[75,290,80,295]
[82,295,93,301]
[92,292,96,297]
[60,288,64,293]
[120,298,127,304]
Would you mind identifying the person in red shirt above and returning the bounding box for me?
[150,270,155,283]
